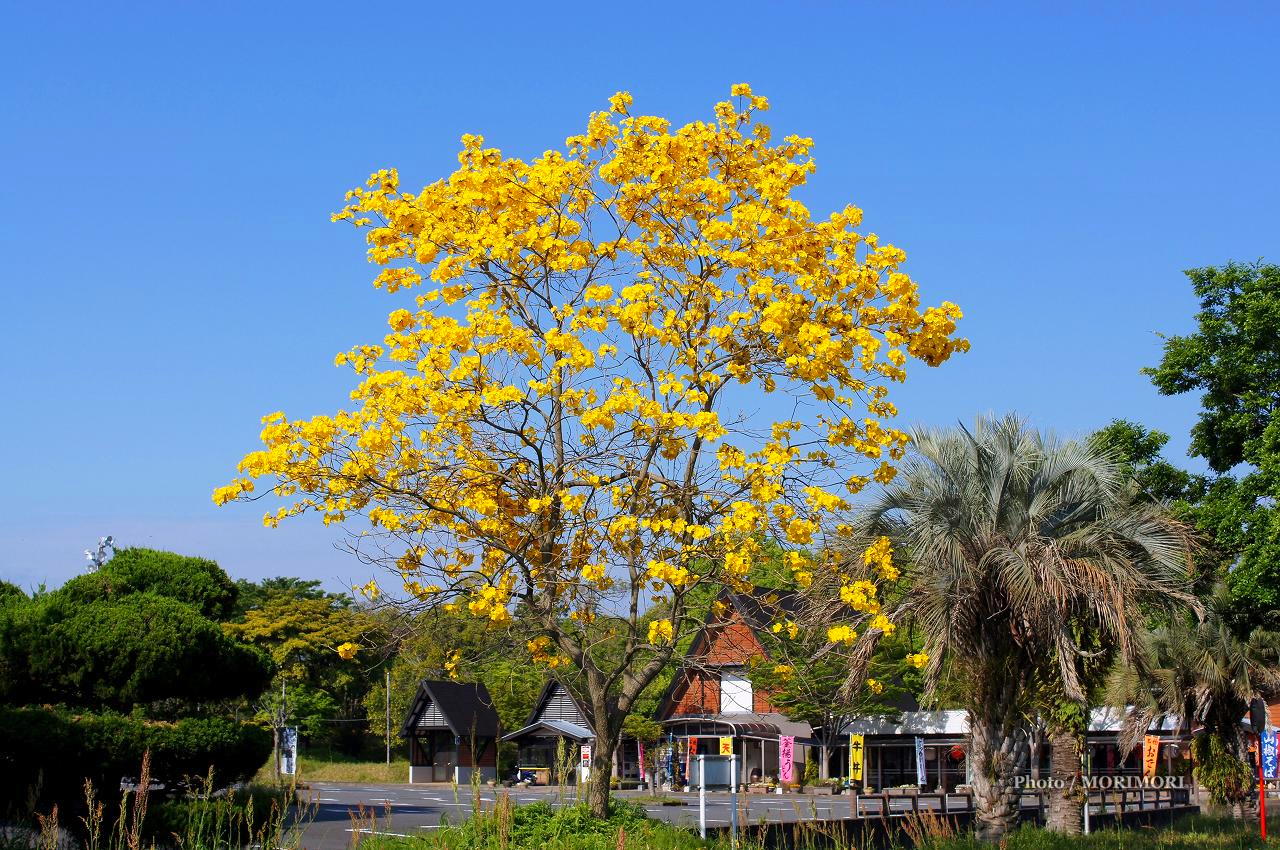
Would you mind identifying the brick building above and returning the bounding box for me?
[657,590,812,788]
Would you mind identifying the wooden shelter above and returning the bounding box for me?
[502,681,600,785]
[401,680,500,783]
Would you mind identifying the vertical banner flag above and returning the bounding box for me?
[637,740,646,780]
[1142,735,1160,778]
[687,737,697,784]
[279,726,298,776]
[778,736,795,783]
[719,737,734,756]
[849,734,865,782]
[581,744,592,765]
[1262,730,1278,780]
[915,736,927,786]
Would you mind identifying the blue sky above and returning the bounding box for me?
[2,1,1276,591]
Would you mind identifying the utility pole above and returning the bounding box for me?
[385,670,392,765]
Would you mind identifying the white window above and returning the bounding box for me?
[720,671,753,714]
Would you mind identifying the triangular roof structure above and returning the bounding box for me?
[655,588,801,718]
[523,679,591,729]
[400,680,500,738]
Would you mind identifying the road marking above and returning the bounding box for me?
[345,828,409,838]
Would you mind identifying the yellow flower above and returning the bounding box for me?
[827,625,857,645]
[647,619,674,645]
[336,642,359,660]
[870,614,896,636]
[866,678,885,695]
[906,652,929,669]
[608,91,633,113]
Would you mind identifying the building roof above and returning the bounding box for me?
[842,710,969,736]
[1087,707,1184,734]
[502,719,594,743]
[400,680,501,738]
[656,589,802,719]
[838,707,1188,739]
[663,712,815,742]
[523,680,593,729]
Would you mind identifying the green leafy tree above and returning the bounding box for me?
[1145,261,1280,632]
[0,551,272,809]
[19,593,270,709]
[59,547,239,620]
[225,580,386,755]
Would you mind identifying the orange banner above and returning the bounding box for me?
[1142,735,1160,778]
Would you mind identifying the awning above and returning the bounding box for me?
[842,710,969,737]
[502,719,593,743]
[662,713,815,743]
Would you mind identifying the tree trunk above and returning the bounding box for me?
[819,742,830,780]
[1029,725,1044,781]
[1045,724,1083,834]
[586,727,618,818]
[969,711,1023,842]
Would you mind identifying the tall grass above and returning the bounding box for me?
[353,801,1271,850]
[7,753,313,850]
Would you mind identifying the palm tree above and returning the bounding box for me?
[854,415,1195,840]
[1110,588,1280,815]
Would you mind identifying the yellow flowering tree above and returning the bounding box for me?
[215,85,966,815]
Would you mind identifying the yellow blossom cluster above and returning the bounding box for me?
[906,652,929,669]
[647,619,674,645]
[862,536,899,580]
[215,85,965,665]
[336,642,360,660]
[839,579,879,613]
[827,624,858,645]
[527,636,569,668]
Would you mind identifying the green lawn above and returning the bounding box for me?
[252,753,410,785]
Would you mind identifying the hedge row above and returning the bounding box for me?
[0,706,271,810]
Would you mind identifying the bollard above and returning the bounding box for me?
[698,754,706,839]
[729,753,739,849]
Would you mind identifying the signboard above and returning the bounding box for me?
[687,737,697,782]
[637,740,646,778]
[849,734,865,782]
[1142,735,1160,778]
[778,736,794,783]
[581,744,592,765]
[1263,730,1279,780]
[915,736,927,786]
[719,737,734,756]
[279,726,298,776]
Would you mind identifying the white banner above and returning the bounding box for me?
[280,727,298,776]
[914,736,927,786]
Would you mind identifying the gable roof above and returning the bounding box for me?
[655,588,802,719]
[524,679,591,729]
[400,680,500,738]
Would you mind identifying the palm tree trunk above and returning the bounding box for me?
[1045,724,1083,834]
[969,711,1022,841]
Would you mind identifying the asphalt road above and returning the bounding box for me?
[297,783,970,850]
